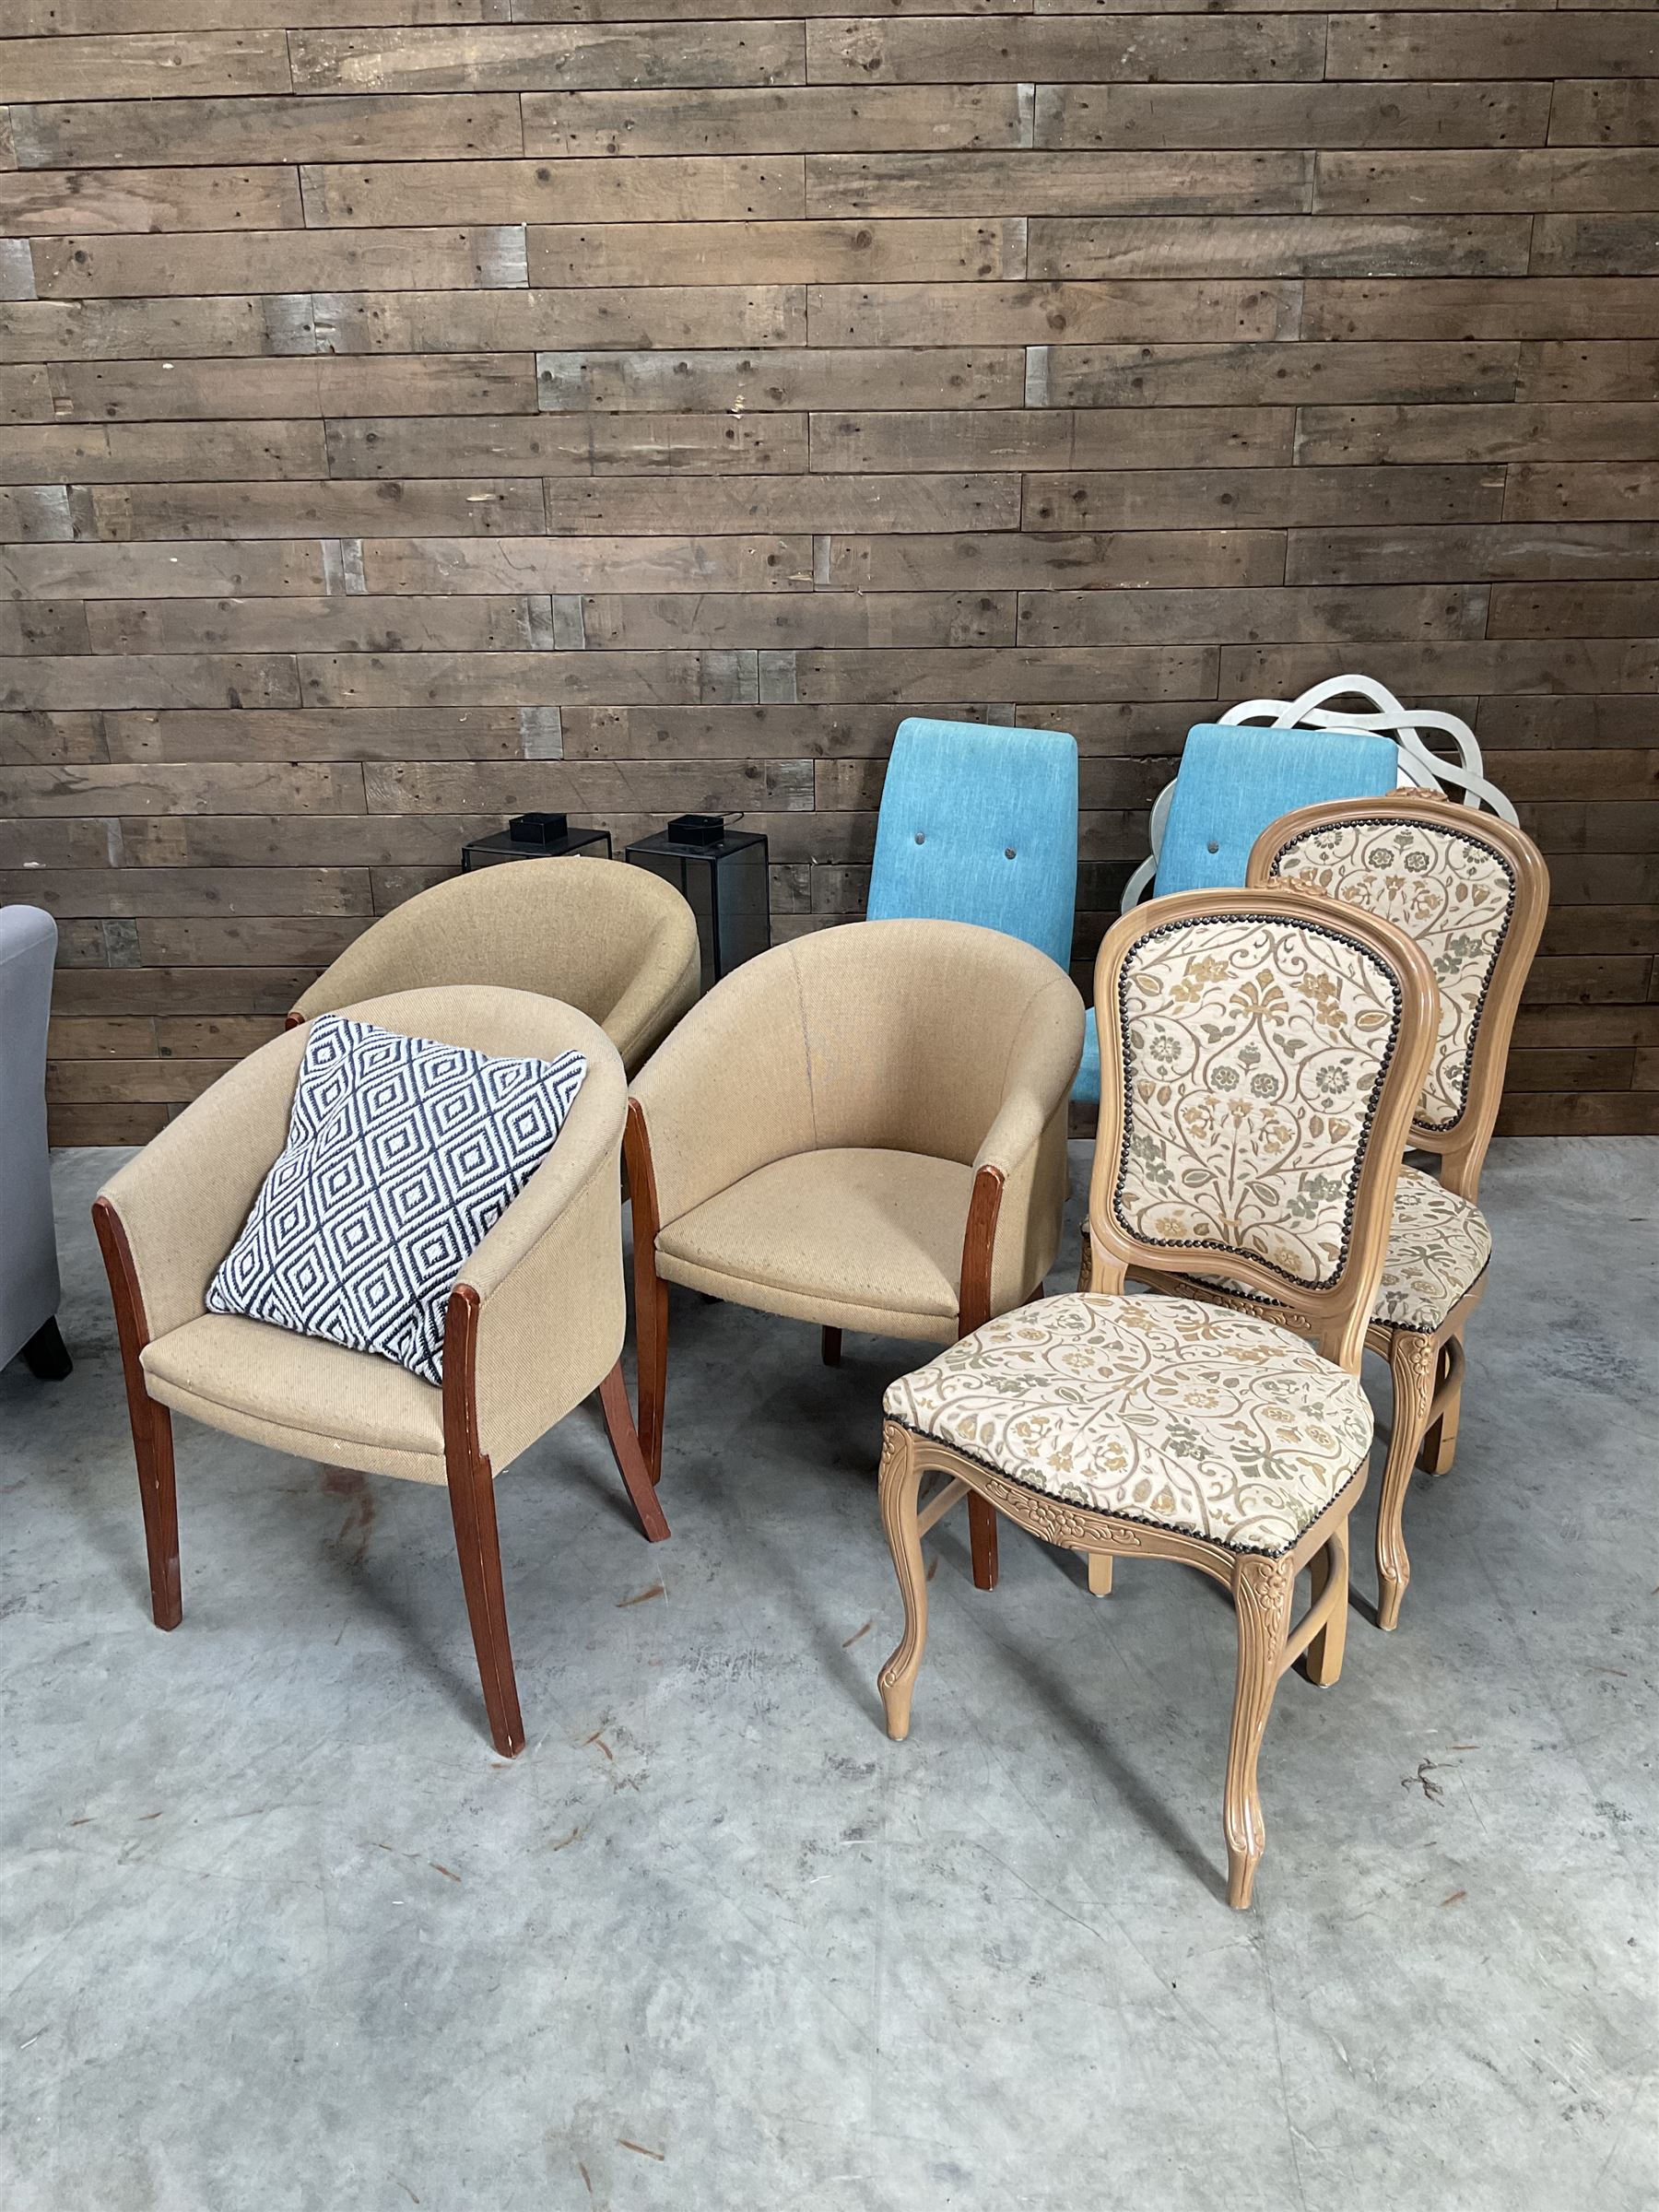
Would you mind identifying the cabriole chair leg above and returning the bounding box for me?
[877,1427,930,1741]
[1224,1554,1296,1911]
[1418,1333,1464,1475]
[1377,1329,1438,1631]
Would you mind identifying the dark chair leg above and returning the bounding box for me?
[624,1100,670,1484]
[821,1325,842,1367]
[444,1438,525,1759]
[442,1283,524,1758]
[969,1497,1000,1590]
[20,1316,72,1380]
[599,1363,670,1543]
[92,1196,182,1630]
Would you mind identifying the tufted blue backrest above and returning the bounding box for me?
[1157,723,1399,897]
[865,718,1078,972]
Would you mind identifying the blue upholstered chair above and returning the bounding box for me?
[865,716,1078,971]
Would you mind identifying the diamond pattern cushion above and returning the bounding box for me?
[207,1013,585,1384]
[1189,1165,1491,1335]
[884,1293,1372,1555]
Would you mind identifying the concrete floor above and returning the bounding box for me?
[1,1139,1653,2210]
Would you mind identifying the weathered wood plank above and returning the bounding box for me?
[6,867,371,920]
[0,33,293,102]
[527,219,1022,287]
[42,355,536,422]
[580,591,1017,649]
[300,650,763,708]
[1488,584,1659,640]
[522,85,1023,157]
[104,708,562,763]
[85,596,558,656]
[0,760,359,814]
[1025,465,1506,529]
[0,297,303,364]
[301,156,804,227]
[358,534,811,593]
[826,529,1287,588]
[288,23,806,94]
[88,478,546,537]
[1218,640,1657,697]
[534,347,1023,410]
[1298,404,1659,466]
[1548,82,1659,149]
[0,421,326,485]
[1325,15,1659,84]
[0,167,304,236]
[1304,277,1659,339]
[792,645,1218,702]
[1532,218,1659,279]
[30,227,530,299]
[1504,467,1659,523]
[1287,524,1659,584]
[1018,583,1489,646]
[806,17,1325,85]
[324,411,806,477]
[1036,82,1553,151]
[806,150,1312,218]
[808,278,1301,344]
[1038,340,1519,406]
[1316,148,1659,214]
[811,406,1291,472]
[311,284,804,349]
[1030,215,1532,281]
[543,474,1022,534]
[8,95,524,169]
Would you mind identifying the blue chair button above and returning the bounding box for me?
[1005,847,1017,859]
[1206,840,1219,853]
[914,831,925,844]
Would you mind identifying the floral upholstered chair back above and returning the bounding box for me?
[1247,795,1548,1193]
[1088,888,1438,1368]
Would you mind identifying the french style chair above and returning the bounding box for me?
[290,857,701,1077]
[877,889,1437,1907]
[1220,794,1547,1628]
[1,905,71,1381]
[93,985,667,1759]
[626,918,1085,1589]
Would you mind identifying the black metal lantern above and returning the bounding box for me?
[461,812,612,872]
[626,814,769,990]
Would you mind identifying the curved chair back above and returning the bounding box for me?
[1088,888,1438,1371]
[290,857,699,1073]
[1248,794,1548,1200]
[1121,674,1519,914]
[1,905,61,1369]
[866,718,1078,971]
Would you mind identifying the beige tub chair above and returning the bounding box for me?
[290,858,701,1077]
[626,919,1086,1589]
[92,985,667,1760]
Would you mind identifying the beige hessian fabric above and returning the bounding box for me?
[290,857,700,1076]
[1187,1163,1492,1336]
[1267,816,1518,1135]
[1108,911,1405,1293]
[655,1149,972,1341]
[102,986,629,1485]
[631,919,1086,1333]
[886,1293,1373,1556]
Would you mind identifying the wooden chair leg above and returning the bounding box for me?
[877,1426,931,1740]
[1298,1524,1349,1688]
[821,1325,842,1367]
[1224,1554,1295,1910]
[1377,1329,1437,1632]
[1418,1332,1464,1475]
[92,1194,182,1631]
[968,1496,999,1590]
[624,1101,669,1484]
[1086,1551,1113,1596]
[444,1439,524,1759]
[598,1363,670,1544]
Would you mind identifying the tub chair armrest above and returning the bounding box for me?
[602,912,702,1075]
[964,973,1087,1324]
[95,1025,310,1346]
[457,1039,630,1474]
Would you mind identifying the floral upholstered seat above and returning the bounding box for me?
[1184,1165,1491,1335]
[884,1292,1373,1556]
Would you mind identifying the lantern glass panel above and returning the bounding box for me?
[626,816,769,990]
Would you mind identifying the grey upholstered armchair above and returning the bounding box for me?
[1,906,70,1381]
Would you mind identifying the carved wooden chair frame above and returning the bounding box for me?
[1103,794,1548,1630]
[878,888,1437,1907]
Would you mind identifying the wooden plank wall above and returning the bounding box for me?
[2,4,1656,1144]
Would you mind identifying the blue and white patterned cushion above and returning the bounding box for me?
[207,1014,586,1385]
